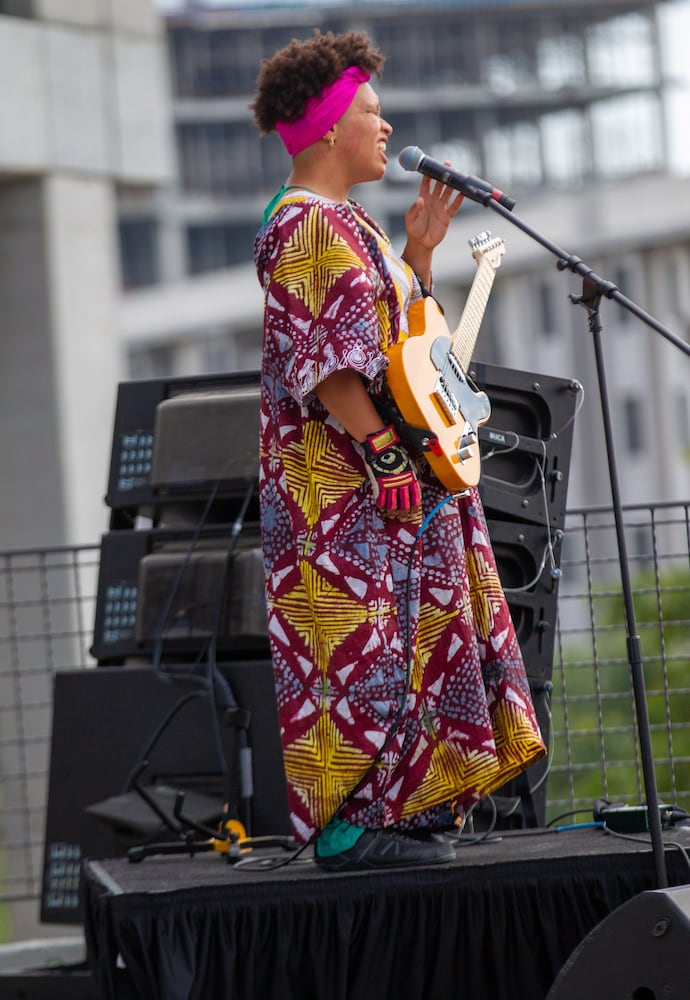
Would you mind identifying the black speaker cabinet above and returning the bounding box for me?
[482,515,564,827]
[91,526,269,663]
[487,517,563,682]
[471,361,579,529]
[0,970,99,1000]
[41,664,289,924]
[547,886,690,998]
[105,370,261,526]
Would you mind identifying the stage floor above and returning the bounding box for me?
[83,825,690,1000]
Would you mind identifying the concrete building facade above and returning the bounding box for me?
[117,0,690,531]
[0,0,172,548]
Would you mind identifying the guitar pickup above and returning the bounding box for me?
[432,377,458,423]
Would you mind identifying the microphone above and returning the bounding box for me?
[398,146,516,212]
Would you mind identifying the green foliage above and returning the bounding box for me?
[545,565,690,823]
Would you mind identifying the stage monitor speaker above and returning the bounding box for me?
[91,526,269,663]
[150,386,260,490]
[483,515,563,828]
[471,361,579,529]
[546,885,690,998]
[487,517,562,682]
[41,663,289,924]
[105,370,261,524]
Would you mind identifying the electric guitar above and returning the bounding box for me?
[386,230,506,491]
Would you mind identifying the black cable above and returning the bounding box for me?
[149,477,224,678]
[122,690,207,796]
[602,824,690,877]
[329,491,464,814]
[204,478,258,835]
[451,795,500,846]
[124,471,258,838]
[545,808,594,828]
[240,491,466,873]
[259,377,585,866]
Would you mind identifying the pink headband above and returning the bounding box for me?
[275,66,371,157]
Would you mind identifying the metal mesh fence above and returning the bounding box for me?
[0,545,99,915]
[1,501,689,917]
[548,500,690,821]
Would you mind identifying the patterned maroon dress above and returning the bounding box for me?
[254,189,545,843]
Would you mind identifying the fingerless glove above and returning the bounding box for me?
[362,425,422,512]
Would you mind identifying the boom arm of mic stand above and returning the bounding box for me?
[481,198,690,357]
[475,195,682,890]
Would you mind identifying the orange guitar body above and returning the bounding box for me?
[386,230,505,492]
[386,296,491,491]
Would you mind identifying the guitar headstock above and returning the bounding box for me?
[469,230,506,270]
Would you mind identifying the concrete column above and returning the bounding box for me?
[44,174,126,545]
[0,180,66,548]
[0,175,124,548]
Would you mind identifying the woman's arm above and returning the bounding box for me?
[315,368,421,513]
[315,368,384,442]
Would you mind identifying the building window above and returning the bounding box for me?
[128,345,176,381]
[473,293,500,365]
[177,122,259,197]
[168,27,263,98]
[591,92,662,179]
[260,133,290,194]
[665,254,682,317]
[630,525,653,571]
[187,222,257,274]
[622,395,645,454]
[119,219,158,290]
[541,110,588,185]
[0,1,33,16]
[588,12,655,88]
[612,265,634,326]
[676,391,690,450]
[536,280,560,338]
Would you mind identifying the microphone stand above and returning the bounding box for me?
[462,182,690,891]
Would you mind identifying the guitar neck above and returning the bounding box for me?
[450,257,498,370]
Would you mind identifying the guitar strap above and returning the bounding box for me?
[373,395,440,455]
[346,204,444,455]
[374,282,449,455]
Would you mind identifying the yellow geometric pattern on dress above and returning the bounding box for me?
[399,740,499,819]
[375,297,392,352]
[282,423,364,529]
[493,700,546,757]
[350,203,411,349]
[410,600,462,692]
[272,206,364,318]
[273,560,395,672]
[466,547,507,642]
[283,710,372,830]
[482,701,546,793]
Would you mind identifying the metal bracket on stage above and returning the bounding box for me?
[127,786,295,864]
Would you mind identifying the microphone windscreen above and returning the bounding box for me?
[398,146,424,171]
